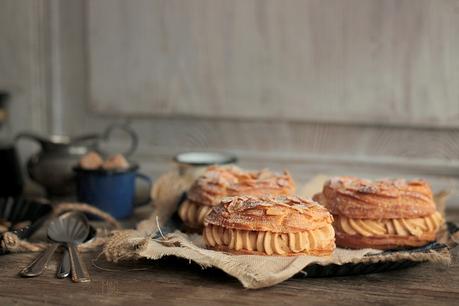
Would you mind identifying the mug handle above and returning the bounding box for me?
[134,173,152,207]
[101,123,138,157]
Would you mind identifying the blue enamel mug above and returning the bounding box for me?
[74,164,151,219]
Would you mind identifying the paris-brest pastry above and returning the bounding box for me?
[178,166,295,229]
[313,176,444,250]
[203,195,335,256]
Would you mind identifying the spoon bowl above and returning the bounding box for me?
[48,212,89,244]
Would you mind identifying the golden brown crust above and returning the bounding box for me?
[187,166,295,207]
[313,176,436,219]
[205,195,333,233]
[335,230,437,250]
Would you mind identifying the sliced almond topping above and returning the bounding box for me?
[265,207,285,216]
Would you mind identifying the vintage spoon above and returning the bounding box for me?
[19,243,59,277]
[56,248,70,279]
[19,212,75,277]
[56,223,95,279]
[55,213,78,279]
[48,212,91,283]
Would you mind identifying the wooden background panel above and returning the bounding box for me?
[4,0,459,206]
[0,0,50,137]
[26,0,459,167]
[87,0,459,127]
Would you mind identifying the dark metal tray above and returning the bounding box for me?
[167,195,458,278]
[0,197,53,254]
[298,222,457,278]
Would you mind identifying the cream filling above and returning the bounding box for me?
[203,224,335,255]
[336,212,443,237]
[178,200,212,227]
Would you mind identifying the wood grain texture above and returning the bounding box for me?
[87,0,459,128]
[0,208,458,305]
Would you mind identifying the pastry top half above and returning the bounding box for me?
[313,176,436,219]
[187,166,295,207]
[204,195,333,233]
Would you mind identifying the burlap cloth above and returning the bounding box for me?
[1,203,122,254]
[104,173,454,289]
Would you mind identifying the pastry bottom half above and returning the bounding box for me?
[333,212,443,249]
[203,224,335,256]
[335,230,437,250]
[178,199,212,229]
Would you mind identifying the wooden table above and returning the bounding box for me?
[1,210,458,306]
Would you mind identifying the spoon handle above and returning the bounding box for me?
[20,243,59,277]
[56,248,71,279]
[68,243,91,283]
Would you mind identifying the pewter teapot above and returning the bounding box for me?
[16,124,138,197]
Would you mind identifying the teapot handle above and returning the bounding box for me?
[15,132,48,146]
[101,123,138,157]
[26,154,41,183]
[15,133,44,183]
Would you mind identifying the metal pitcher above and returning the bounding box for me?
[16,124,138,197]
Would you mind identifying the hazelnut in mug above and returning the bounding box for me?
[74,152,151,219]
